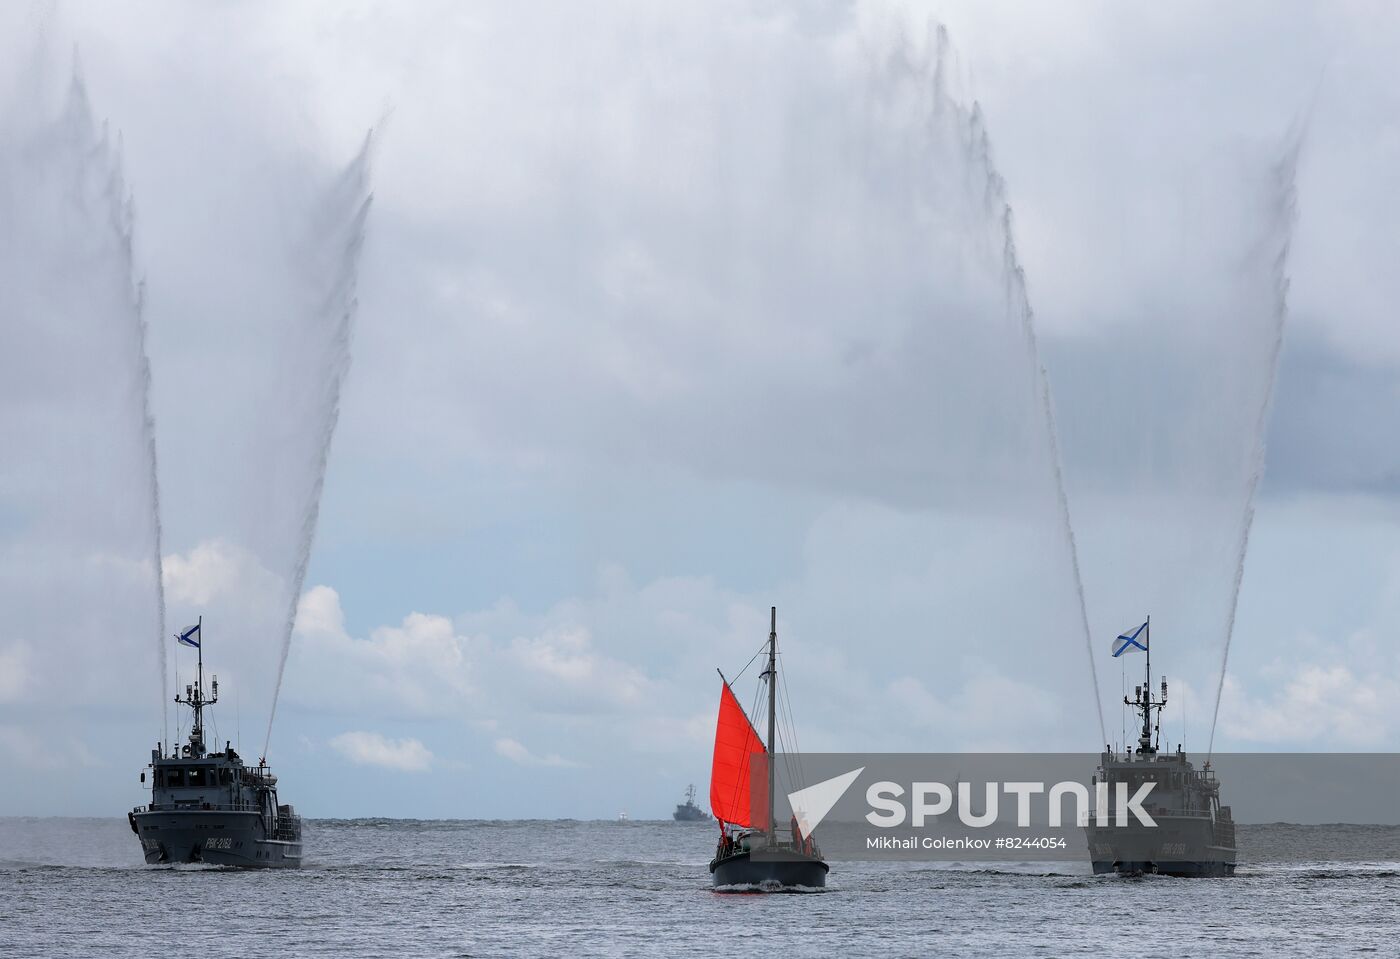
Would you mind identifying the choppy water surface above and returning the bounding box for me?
[1,819,1396,957]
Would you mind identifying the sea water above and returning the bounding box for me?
[1,818,1395,957]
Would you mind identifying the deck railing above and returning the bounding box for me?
[131,801,259,813]
[272,815,302,841]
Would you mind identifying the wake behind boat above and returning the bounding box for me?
[709,607,828,890]
[128,618,303,867]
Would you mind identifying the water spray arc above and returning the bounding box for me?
[997,191,1107,748]
[261,135,374,760]
[862,21,1107,743]
[0,55,168,744]
[959,90,1108,744]
[133,268,169,749]
[1206,133,1303,758]
[93,80,172,749]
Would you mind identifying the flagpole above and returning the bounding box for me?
[196,615,203,702]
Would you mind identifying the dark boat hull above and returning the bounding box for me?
[1085,819,1235,878]
[710,850,828,890]
[1091,858,1235,877]
[130,809,302,868]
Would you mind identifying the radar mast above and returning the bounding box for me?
[173,616,218,758]
[1124,615,1167,754]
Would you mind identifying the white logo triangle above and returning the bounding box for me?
[787,766,864,836]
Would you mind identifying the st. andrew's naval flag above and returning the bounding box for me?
[176,623,201,648]
[1111,621,1147,657]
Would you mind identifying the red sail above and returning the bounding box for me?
[710,681,766,828]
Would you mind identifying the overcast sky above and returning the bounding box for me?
[2,1,1399,819]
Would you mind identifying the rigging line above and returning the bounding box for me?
[784,669,807,790]
[731,638,769,684]
[777,667,806,790]
[778,732,800,827]
[174,651,181,753]
[775,714,802,820]
[775,707,797,796]
[1120,656,1126,752]
[776,683,798,789]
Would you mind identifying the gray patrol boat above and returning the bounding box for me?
[1084,618,1236,877]
[129,619,303,867]
[673,784,710,822]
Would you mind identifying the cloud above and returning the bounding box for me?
[505,626,654,714]
[329,730,433,772]
[290,587,477,719]
[1220,662,1400,748]
[493,737,579,768]
[288,585,664,722]
[163,539,282,607]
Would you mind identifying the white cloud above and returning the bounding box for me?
[1221,661,1400,748]
[329,730,433,772]
[288,585,664,722]
[295,584,346,636]
[290,587,476,718]
[505,626,653,713]
[162,539,282,608]
[493,737,579,768]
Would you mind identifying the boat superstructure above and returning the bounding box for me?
[128,619,302,867]
[1085,618,1236,877]
[708,607,828,890]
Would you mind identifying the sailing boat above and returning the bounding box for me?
[708,606,828,890]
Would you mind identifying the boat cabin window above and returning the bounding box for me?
[219,769,234,786]
[186,767,212,788]
[163,769,184,787]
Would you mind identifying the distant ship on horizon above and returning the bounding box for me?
[128,618,303,867]
[672,784,710,822]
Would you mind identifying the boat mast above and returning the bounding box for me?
[174,616,217,759]
[1143,615,1151,747]
[1125,614,1167,755]
[766,606,777,838]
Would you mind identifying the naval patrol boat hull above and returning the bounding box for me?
[1087,818,1235,877]
[1090,858,1235,878]
[130,809,302,867]
[710,848,828,890]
